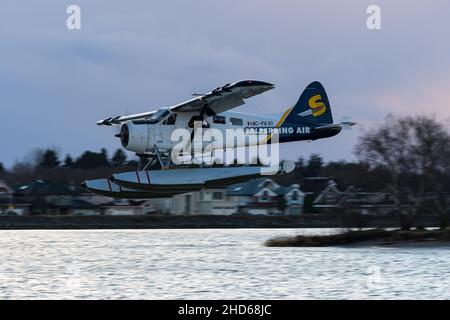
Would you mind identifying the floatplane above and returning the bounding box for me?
[83,80,355,198]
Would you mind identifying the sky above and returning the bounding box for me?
[1,0,450,168]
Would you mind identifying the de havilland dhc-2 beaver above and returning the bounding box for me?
[82,80,355,198]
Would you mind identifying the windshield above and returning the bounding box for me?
[147,109,170,124]
[133,108,170,125]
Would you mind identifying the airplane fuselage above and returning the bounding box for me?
[121,110,341,155]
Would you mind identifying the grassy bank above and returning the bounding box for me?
[265,228,450,247]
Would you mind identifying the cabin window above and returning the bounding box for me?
[230,117,243,126]
[188,116,210,128]
[291,191,298,201]
[163,114,177,125]
[260,190,270,202]
[212,191,223,200]
[213,115,226,124]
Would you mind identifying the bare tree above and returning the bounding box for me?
[355,116,411,226]
[406,116,450,229]
[355,115,450,229]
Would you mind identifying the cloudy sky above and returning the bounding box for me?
[1,0,450,167]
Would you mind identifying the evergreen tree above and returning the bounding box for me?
[64,154,74,167]
[74,150,110,169]
[305,154,323,177]
[39,149,60,168]
[111,149,127,167]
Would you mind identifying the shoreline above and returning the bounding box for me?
[0,214,444,230]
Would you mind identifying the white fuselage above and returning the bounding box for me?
[124,110,288,154]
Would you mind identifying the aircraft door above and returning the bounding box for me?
[156,113,178,151]
[147,124,156,150]
[187,116,211,147]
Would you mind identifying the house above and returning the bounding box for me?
[0,180,12,213]
[12,180,114,215]
[311,180,342,210]
[149,198,172,214]
[0,180,11,196]
[227,178,305,215]
[151,178,305,215]
[34,196,99,215]
[0,180,31,215]
[312,180,397,214]
[170,189,238,215]
[0,180,13,214]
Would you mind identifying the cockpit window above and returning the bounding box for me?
[132,109,170,125]
[147,109,170,124]
[163,114,177,125]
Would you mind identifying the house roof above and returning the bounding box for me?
[312,180,342,204]
[277,185,304,196]
[227,178,279,196]
[14,180,82,197]
[227,178,303,197]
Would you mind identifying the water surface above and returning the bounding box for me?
[1,229,449,299]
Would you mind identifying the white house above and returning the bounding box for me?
[171,189,238,215]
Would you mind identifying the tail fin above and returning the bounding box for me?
[284,81,333,125]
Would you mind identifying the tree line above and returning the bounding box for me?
[0,148,138,186]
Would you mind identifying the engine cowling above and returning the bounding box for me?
[119,122,149,153]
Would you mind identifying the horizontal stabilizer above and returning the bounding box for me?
[315,116,356,131]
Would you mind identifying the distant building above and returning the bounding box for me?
[171,189,237,215]
[99,199,156,216]
[151,178,305,215]
[0,180,11,196]
[0,180,31,215]
[312,180,396,215]
[35,196,99,215]
[12,180,110,215]
[228,178,304,215]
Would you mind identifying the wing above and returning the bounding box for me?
[96,80,274,126]
[170,80,274,115]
